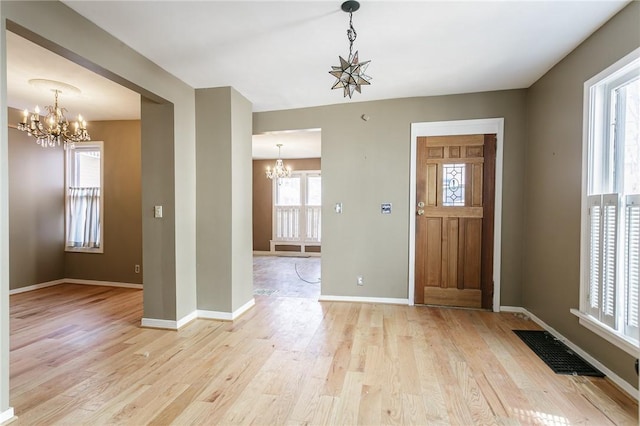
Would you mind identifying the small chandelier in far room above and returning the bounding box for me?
[329,0,372,98]
[266,144,292,180]
[17,79,91,149]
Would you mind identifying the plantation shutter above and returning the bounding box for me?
[601,194,619,328]
[625,195,639,340]
[587,195,602,318]
[587,194,619,328]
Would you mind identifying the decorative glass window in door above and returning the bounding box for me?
[443,163,465,206]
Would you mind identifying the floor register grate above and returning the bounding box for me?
[513,330,604,377]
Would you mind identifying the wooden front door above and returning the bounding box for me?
[414,134,496,309]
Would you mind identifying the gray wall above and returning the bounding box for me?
[230,88,254,312]
[254,90,527,303]
[196,87,254,313]
[524,2,640,389]
[8,107,65,289]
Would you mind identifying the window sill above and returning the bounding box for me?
[570,309,639,357]
[65,247,103,254]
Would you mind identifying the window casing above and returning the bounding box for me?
[575,48,640,355]
[65,141,104,253]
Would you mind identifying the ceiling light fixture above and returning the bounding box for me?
[329,0,371,98]
[266,144,292,180]
[17,79,91,149]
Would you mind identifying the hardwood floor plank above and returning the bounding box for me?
[8,283,637,425]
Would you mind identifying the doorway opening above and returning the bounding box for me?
[252,129,322,300]
[6,29,144,316]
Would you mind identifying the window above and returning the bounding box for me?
[575,48,639,355]
[442,163,466,207]
[65,141,103,253]
[273,171,321,244]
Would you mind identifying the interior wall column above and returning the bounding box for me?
[195,87,254,316]
[140,98,178,322]
[0,6,14,422]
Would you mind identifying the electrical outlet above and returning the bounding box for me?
[357,276,364,286]
[135,264,140,273]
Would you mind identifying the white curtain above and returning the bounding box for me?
[67,187,101,248]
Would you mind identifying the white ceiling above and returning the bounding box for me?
[253,129,322,159]
[5,1,630,158]
[6,31,140,122]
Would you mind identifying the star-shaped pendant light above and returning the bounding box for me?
[329,1,372,98]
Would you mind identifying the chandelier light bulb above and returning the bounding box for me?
[16,81,91,149]
[265,144,292,180]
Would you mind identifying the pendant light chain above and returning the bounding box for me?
[347,10,357,59]
[329,1,372,98]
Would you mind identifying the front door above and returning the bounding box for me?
[414,134,496,308]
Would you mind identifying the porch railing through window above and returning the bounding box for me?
[274,205,321,243]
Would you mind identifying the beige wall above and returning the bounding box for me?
[8,107,65,289]
[64,120,142,284]
[254,90,527,303]
[196,87,254,313]
[524,2,640,389]
[253,158,321,251]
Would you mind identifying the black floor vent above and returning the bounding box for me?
[513,330,604,377]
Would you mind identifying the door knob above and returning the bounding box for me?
[417,209,425,216]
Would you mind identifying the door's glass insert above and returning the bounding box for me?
[443,163,465,206]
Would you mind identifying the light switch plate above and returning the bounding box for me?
[335,202,343,214]
[154,205,163,218]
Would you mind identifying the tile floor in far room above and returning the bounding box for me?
[253,255,321,299]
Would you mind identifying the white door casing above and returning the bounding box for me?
[409,118,504,311]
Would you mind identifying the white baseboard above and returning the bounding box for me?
[0,407,15,425]
[253,250,321,258]
[177,311,198,329]
[141,311,199,330]
[141,317,179,330]
[9,279,65,295]
[64,279,143,289]
[501,305,639,401]
[198,298,256,321]
[499,305,526,313]
[233,298,256,318]
[319,295,409,305]
[197,309,233,321]
[9,279,142,295]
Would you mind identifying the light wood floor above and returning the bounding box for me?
[9,284,638,425]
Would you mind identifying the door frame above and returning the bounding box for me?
[409,118,504,311]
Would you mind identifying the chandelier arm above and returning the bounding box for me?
[16,86,91,148]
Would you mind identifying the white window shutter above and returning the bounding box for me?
[625,195,639,340]
[587,195,603,318]
[601,193,619,328]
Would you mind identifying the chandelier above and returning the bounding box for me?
[329,0,372,98]
[266,144,292,180]
[18,79,91,149]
